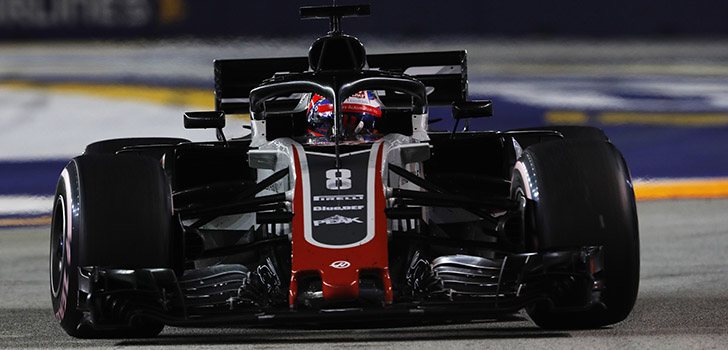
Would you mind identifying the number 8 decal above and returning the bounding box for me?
[326,168,352,190]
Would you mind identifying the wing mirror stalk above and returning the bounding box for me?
[451,100,492,137]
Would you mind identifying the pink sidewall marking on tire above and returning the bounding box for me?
[55,168,73,321]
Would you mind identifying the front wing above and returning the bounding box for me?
[75,247,604,329]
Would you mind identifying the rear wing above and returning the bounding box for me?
[214,50,467,114]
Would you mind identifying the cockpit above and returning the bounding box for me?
[246,72,430,147]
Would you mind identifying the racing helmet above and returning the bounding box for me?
[306,91,382,139]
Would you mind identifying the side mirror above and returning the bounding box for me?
[452,100,493,119]
[184,111,226,129]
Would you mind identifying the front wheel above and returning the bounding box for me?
[512,139,640,329]
[50,154,171,338]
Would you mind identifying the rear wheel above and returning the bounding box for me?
[511,125,608,150]
[534,125,608,141]
[84,137,189,155]
[512,139,639,329]
[50,154,172,338]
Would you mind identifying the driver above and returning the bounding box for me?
[306,91,382,140]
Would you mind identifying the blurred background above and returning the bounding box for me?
[2,0,728,227]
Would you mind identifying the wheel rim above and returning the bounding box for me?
[50,195,66,297]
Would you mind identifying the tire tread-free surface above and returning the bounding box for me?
[49,154,172,338]
[514,140,640,329]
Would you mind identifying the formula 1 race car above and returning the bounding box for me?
[49,5,639,338]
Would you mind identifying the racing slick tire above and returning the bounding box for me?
[84,137,189,155]
[531,125,608,141]
[50,154,171,338]
[511,125,608,150]
[511,139,639,329]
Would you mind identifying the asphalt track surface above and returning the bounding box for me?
[1,199,726,349]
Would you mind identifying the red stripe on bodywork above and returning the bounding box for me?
[374,145,393,303]
[289,146,305,306]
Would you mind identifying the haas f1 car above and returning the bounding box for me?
[50,5,639,338]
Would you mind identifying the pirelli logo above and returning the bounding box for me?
[313,194,364,201]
